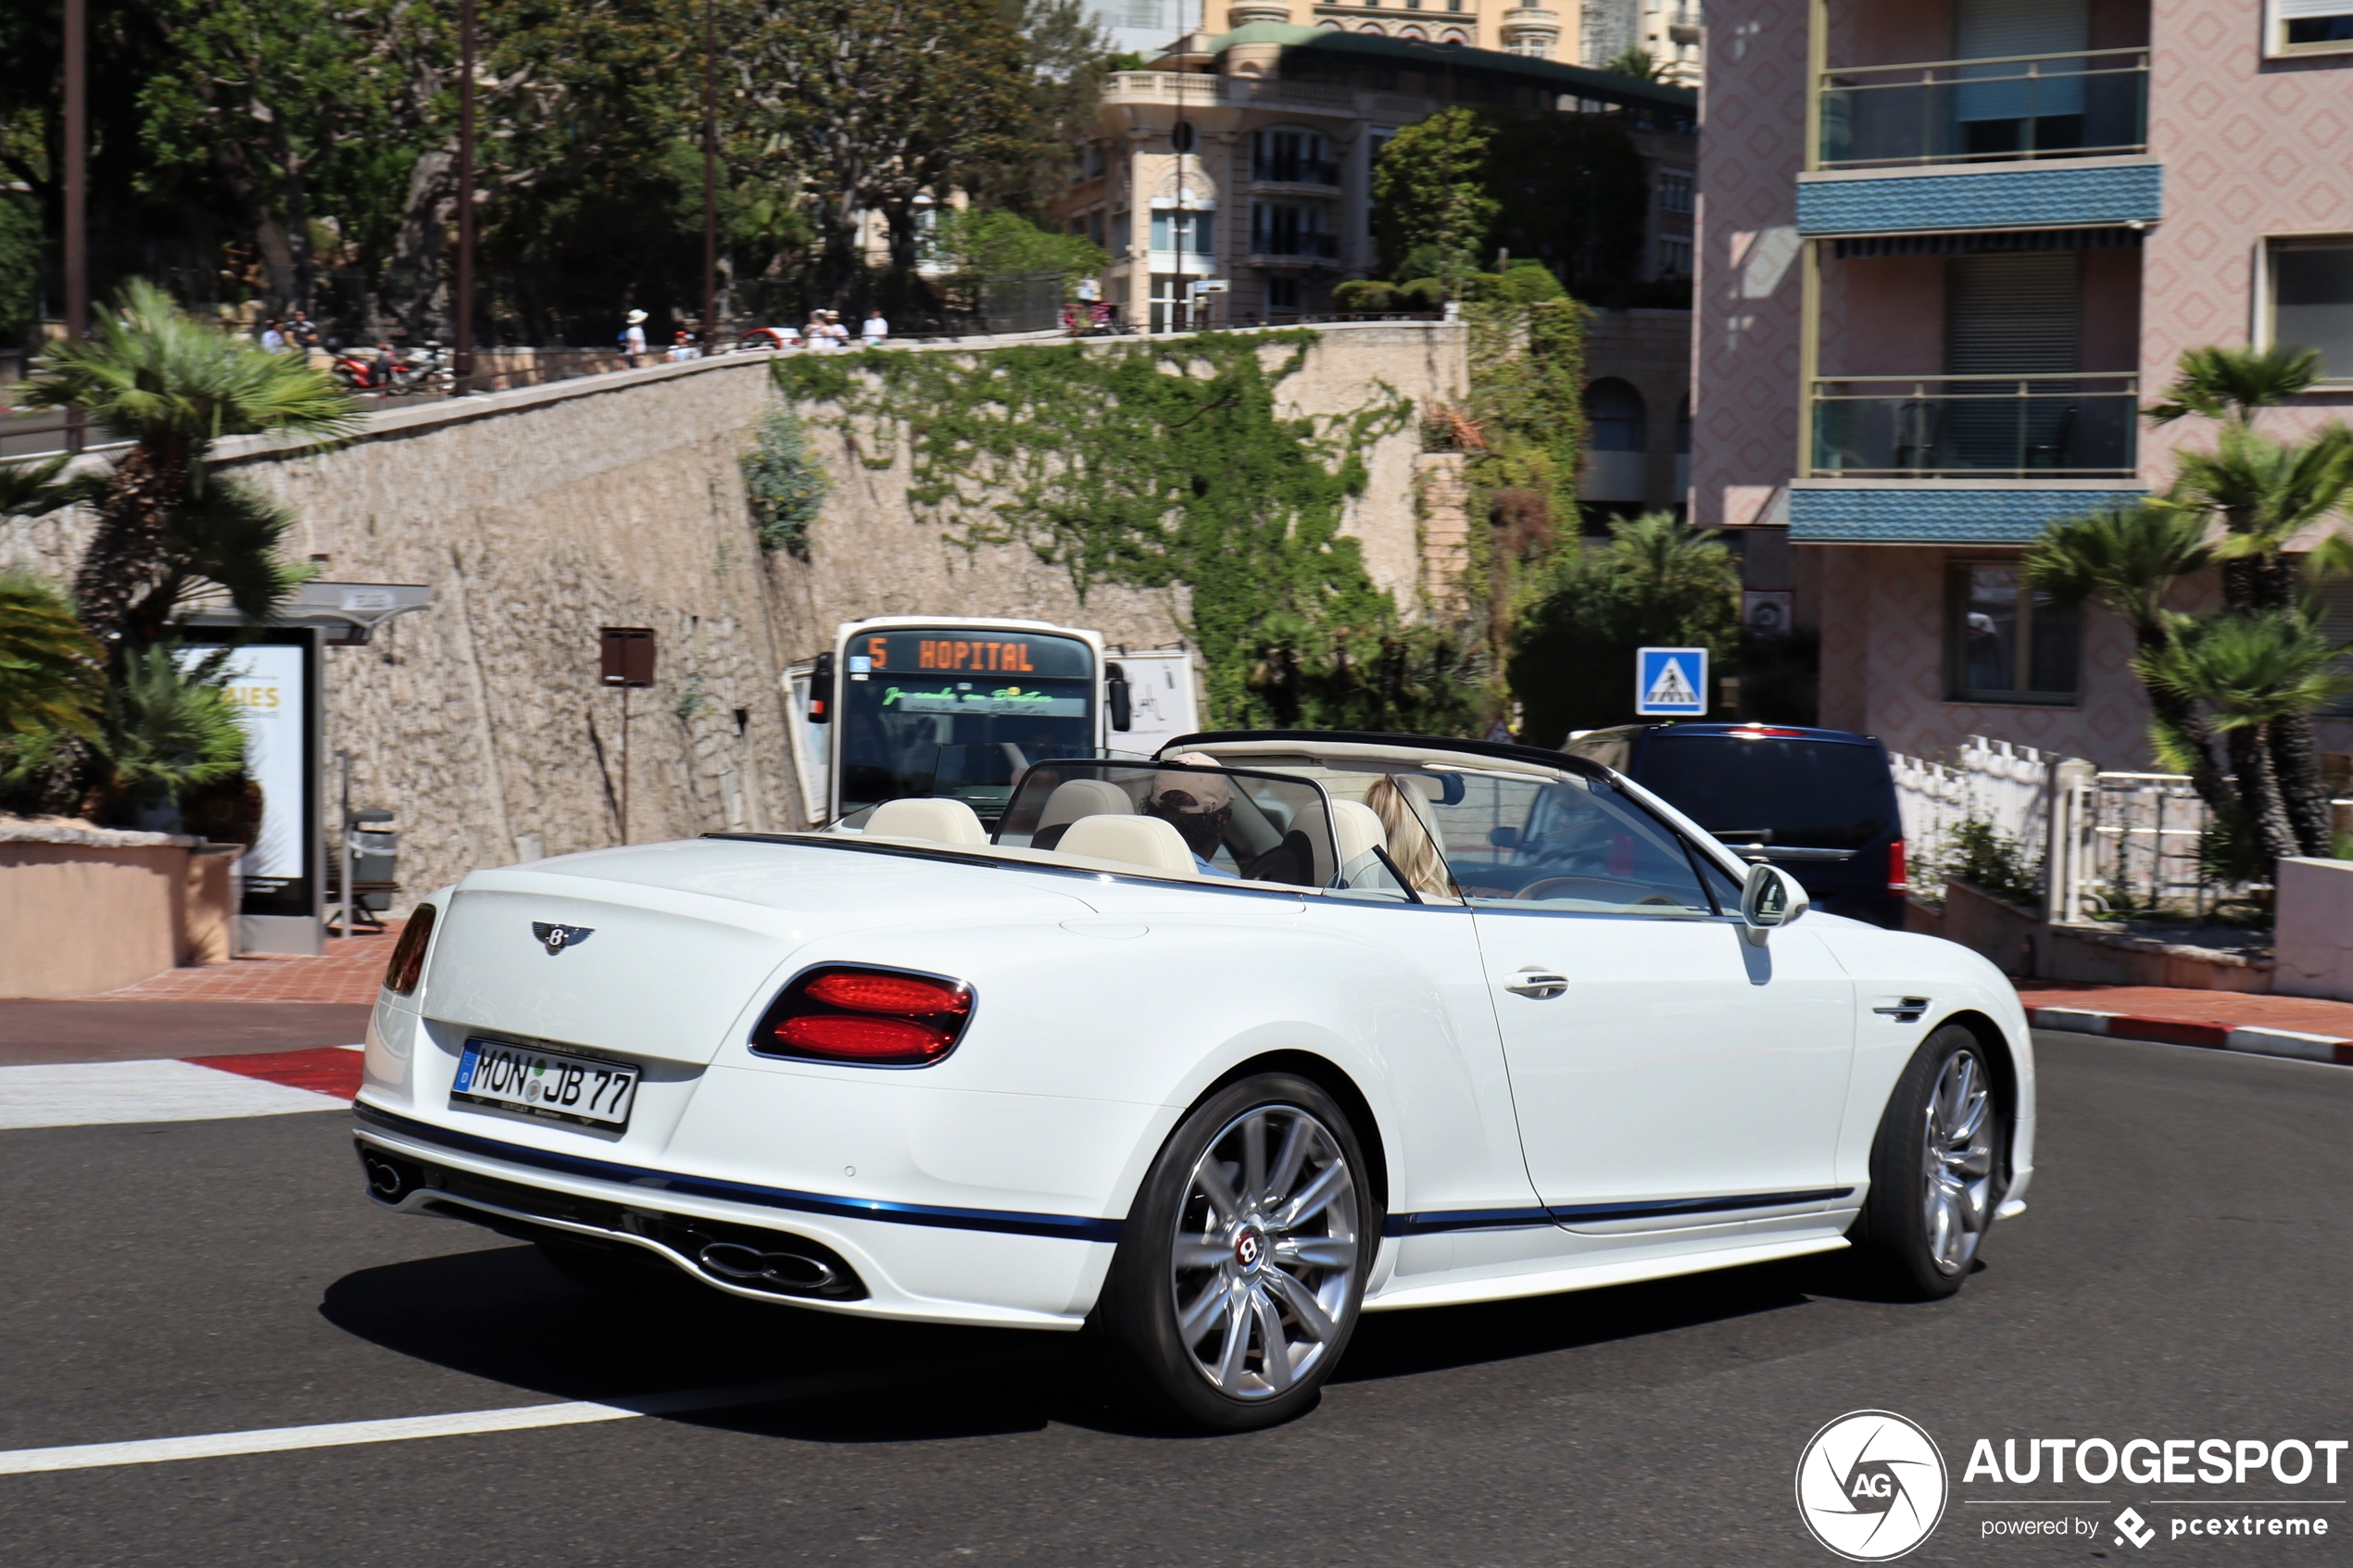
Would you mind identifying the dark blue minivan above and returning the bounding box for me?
[1561,721,1908,928]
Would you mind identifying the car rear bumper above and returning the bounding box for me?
[353,1100,1113,1330]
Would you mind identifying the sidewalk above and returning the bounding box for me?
[2018,980,2353,1064]
[101,919,403,1006]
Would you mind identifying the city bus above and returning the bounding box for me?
[783,617,1197,827]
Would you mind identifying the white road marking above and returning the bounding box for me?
[0,1353,1042,1476]
[0,1059,346,1130]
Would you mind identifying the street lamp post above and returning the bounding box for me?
[62,0,87,450]
[454,0,476,395]
[702,0,718,352]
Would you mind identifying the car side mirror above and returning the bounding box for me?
[1488,825,1519,849]
[1739,861,1810,945]
[1105,661,1132,732]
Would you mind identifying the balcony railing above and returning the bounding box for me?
[1817,48,2148,169]
[1809,373,2138,478]
[1252,157,1341,186]
[1249,232,1341,260]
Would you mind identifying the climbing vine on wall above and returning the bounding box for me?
[774,332,1484,733]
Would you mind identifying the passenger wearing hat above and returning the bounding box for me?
[622,308,648,367]
[1143,752,1238,877]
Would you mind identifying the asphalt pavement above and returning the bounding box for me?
[2,1031,2347,1566]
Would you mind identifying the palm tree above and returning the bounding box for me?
[2144,345,2353,858]
[2024,501,2232,813]
[2145,344,2326,426]
[0,572,104,744]
[13,279,359,650]
[2137,609,2350,866]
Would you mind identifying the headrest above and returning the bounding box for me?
[1036,777,1134,830]
[862,797,988,847]
[1329,798,1388,866]
[1055,813,1197,875]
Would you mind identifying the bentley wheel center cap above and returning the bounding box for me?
[1233,1225,1268,1273]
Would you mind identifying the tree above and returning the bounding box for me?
[1371,107,1498,302]
[1599,46,1668,82]
[926,207,1106,283]
[2146,345,2353,856]
[1509,511,1741,742]
[0,571,103,743]
[963,0,1113,220]
[2025,501,2230,814]
[14,280,358,651]
[724,0,1031,304]
[2138,610,2349,866]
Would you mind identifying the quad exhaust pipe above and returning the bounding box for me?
[697,1241,841,1292]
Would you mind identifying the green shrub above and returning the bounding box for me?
[1331,280,1397,314]
[1493,264,1566,303]
[741,403,830,556]
[1396,278,1446,311]
[1945,815,2043,907]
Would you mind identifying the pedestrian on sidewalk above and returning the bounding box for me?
[862,307,888,346]
[669,330,699,362]
[803,308,831,350]
[258,319,287,353]
[286,309,320,350]
[622,308,648,368]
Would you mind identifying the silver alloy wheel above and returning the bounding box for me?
[1920,1048,1994,1275]
[1168,1104,1361,1401]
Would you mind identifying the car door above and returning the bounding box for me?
[1440,771,1856,1234]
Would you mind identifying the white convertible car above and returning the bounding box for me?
[355,730,2033,1430]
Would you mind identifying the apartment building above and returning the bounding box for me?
[1693,0,2353,767]
[1088,0,1704,74]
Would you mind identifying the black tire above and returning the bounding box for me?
[1847,1023,2003,1300]
[1087,1073,1380,1433]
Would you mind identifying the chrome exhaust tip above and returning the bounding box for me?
[697,1241,841,1292]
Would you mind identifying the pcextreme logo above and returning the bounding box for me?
[1796,1411,1950,1562]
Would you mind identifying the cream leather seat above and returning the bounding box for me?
[1032,777,1132,848]
[862,797,988,847]
[1055,814,1197,875]
[1330,799,1388,863]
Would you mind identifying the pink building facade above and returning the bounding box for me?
[1692,0,2353,769]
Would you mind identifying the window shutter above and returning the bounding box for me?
[1945,255,2081,374]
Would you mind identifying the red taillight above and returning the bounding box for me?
[804,971,968,1015]
[752,964,975,1066]
[777,1015,950,1060]
[383,903,436,996]
[1888,840,1907,893]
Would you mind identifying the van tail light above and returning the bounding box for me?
[383,903,436,996]
[751,965,974,1066]
[1888,840,1908,894]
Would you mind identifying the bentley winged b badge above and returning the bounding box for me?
[531,922,594,955]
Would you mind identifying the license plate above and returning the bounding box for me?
[452,1039,639,1129]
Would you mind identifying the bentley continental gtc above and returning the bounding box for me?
[353,731,2033,1431]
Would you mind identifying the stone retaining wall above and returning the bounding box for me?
[5,324,1467,903]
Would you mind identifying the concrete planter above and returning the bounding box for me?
[1928,876,2273,991]
[2274,857,2353,1002]
[0,820,243,997]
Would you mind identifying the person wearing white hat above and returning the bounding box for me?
[622,308,648,367]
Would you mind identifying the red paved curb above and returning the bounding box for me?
[183,1046,365,1099]
[2025,1005,2353,1065]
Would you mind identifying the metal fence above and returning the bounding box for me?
[1895,734,2353,922]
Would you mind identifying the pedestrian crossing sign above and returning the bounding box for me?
[1636,646,1707,716]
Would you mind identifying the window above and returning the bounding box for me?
[1946,564,2081,704]
[1252,128,1332,184]
[1267,277,1302,311]
[1659,235,1692,277]
[1432,773,1719,916]
[2270,0,2353,54]
[1659,169,1694,213]
[1252,202,1332,257]
[1583,378,1647,451]
[2267,238,2353,383]
[1150,208,1214,257]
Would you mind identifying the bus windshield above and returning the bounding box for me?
[837,629,1097,818]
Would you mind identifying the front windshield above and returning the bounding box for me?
[837,630,1096,818]
[994,759,1340,889]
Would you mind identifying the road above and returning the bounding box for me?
[2,1031,2347,1566]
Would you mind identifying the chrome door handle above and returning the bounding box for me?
[1504,968,1569,999]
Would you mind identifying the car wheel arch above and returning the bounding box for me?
[1189,1048,1391,1223]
